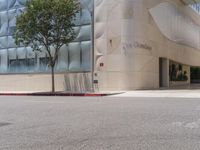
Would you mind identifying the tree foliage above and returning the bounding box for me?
[14,0,80,92]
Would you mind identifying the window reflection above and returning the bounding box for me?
[9,59,26,73]
[27,58,36,72]
[39,57,50,72]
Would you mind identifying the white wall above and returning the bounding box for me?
[94,0,200,91]
[0,74,64,92]
[0,72,91,93]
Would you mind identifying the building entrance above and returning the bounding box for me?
[169,61,190,87]
[191,67,200,83]
[159,58,168,88]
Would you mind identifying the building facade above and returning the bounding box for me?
[93,0,200,91]
[0,0,93,92]
[1,0,200,92]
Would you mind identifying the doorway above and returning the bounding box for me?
[159,58,168,87]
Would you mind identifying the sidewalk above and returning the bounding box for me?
[111,89,200,98]
[0,90,200,98]
[1,84,200,97]
[109,84,200,98]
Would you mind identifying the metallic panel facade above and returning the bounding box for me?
[0,0,92,73]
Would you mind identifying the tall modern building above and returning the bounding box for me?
[1,0,200,92]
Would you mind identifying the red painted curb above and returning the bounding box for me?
[0,93,111,97]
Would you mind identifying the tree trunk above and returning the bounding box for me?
[51,66,55,93]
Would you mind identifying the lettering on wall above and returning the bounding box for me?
[122,41,152,52]
[134,42,152,50]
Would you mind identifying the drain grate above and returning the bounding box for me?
[0,122,11,127]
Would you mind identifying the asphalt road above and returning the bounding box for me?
[0,96,200,150]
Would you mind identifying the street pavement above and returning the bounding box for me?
[0,96,200,149]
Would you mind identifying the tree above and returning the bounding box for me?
[14,0,79,92]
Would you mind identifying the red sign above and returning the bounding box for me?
[100,63,104,67]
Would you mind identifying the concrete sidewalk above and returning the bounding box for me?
[111,89,200,98]
[1,87,200,98]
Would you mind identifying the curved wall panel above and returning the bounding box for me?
[17,47,26,59]
[57,45,68,71]
[81,41,91,70]
[68,43,81,71]
[94,0,134,72]
[0,37,7,48]
[8,48,16,60]
[77,25,91,41]
[0,12,8,36]
[182,0,200,5]
[96,38,107,55]
[8,0,26,9]
[26,47,35,58]
[0,49,8,73]
[8,36,16,48]
[0,0,7,11]
[94,0,107,71]
[149,2,200,50]
[81,9,91,25]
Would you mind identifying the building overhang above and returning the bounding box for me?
[149,2,200,50]
[181,0,200,5]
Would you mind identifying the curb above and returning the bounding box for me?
[0,92,114,97]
